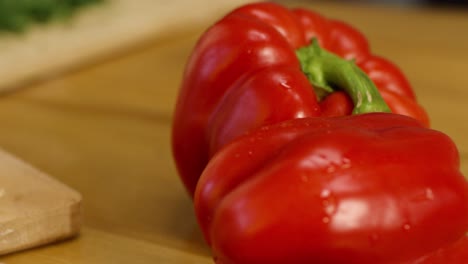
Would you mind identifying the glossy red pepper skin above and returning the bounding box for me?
[172,2,428,196]
[194,113,468,264]
[172,3,306,196]
[207,65,320,155]
[407,236,468,263]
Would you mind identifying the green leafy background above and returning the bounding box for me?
[0,0,104,33]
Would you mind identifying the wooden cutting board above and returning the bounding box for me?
[0,0,254,93]
[0,148,82,256]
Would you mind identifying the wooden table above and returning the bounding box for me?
[2,1,468,263]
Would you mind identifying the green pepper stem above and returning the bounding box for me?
[296,40,390,114]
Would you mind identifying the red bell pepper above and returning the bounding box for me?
[172,2,468,263]
[403,236,468,263]
[194,113,468,264]
[171,2,428,196]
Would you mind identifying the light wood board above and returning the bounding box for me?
[0,149,82,255]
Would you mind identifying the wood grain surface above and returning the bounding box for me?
[1,0,468,263]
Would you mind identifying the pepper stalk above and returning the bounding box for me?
[296,40,391,114]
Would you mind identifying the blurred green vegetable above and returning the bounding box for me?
[0,0,104,33]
